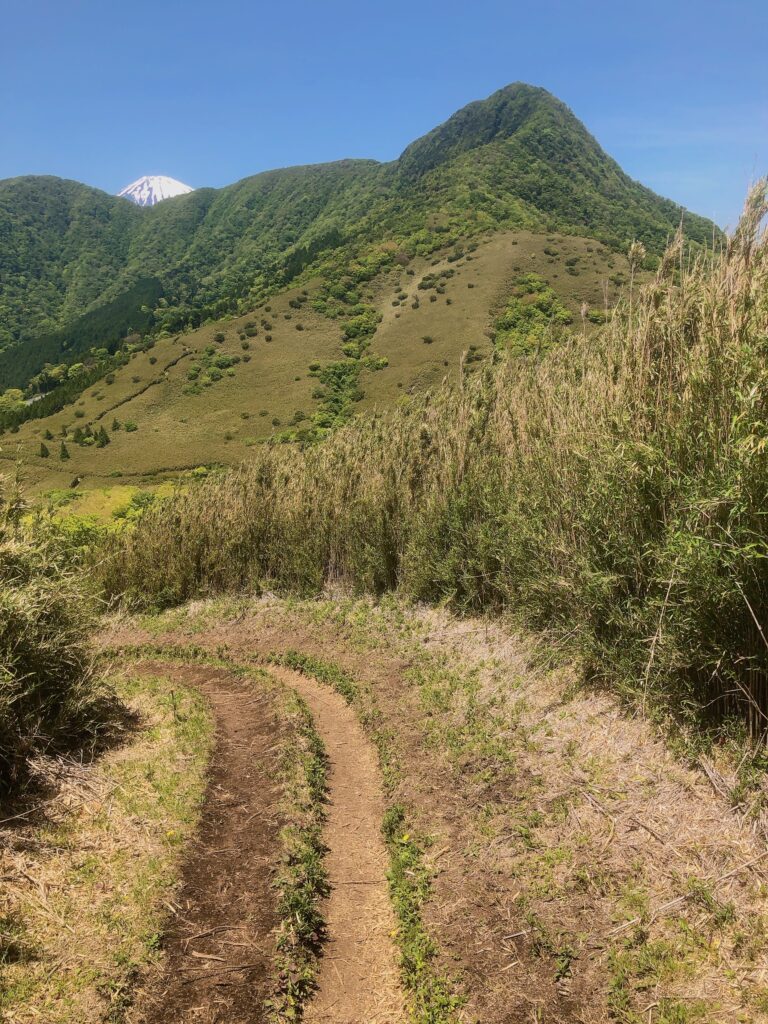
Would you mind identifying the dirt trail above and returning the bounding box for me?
[113,650,404,1023]
[129,661,285,1024]
[273,665,404,1024]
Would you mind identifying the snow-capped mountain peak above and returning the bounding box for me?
[117,175,193,207]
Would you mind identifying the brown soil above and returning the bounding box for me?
[128,661,285,1024]
[272,665,404,1024]
[116,656,404,1024]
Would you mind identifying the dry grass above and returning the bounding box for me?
[0,669,213,1023]
[0,471,117,793]
[3,231,622,500]
[105,594,768,1022]
[104,183,768,736]
[408,605,768,1023]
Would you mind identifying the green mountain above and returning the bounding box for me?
[0,83,717,389]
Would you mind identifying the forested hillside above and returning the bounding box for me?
[0,84,717,389]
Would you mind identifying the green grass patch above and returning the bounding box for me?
[269,690,329,1021]
[382,805,465,1022]
[105,644,331,1022]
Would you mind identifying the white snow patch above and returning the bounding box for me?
[117,175,194,206]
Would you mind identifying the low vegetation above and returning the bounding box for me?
[105,183,768,733]
[0,667,213,1022]
[0,472,114,793]
[492,272,574,354]
[271,687,329,1019]
[274,650,463,1020]
[124,594,768,1021]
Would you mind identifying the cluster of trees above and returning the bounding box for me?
[0,351,135,434]
[183,344,242,395]
[71,423,111,448]
[38,415,139,460]
[493,274,574,355]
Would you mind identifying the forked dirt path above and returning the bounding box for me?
[113,648,404,1023]
[271,665,404,1024]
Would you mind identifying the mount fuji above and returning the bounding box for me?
[117,175,193,207]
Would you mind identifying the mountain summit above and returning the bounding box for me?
[118,175,193,206]
[1,82,720,388]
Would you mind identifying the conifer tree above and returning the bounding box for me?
[59,442,70,460]
[39,442,49,458]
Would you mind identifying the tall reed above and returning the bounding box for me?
[106,183,768,727]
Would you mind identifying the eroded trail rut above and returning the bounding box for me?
[130,658,403,1024]
[272,666,404,1024]
[130,662,284,1023]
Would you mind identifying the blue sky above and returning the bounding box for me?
[1,0,765,228]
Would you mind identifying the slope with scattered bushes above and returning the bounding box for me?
[105,183,768,731]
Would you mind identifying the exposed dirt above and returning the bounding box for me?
[272,665,404,1024]
[106,653,404,1023]
[128,661,285,1024]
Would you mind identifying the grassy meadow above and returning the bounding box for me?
[0,669,213,1023]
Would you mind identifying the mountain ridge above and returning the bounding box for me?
[0,83,719,389]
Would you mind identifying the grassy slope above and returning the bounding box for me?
[121,594,768,1024]
[102,192,768,741]
[5,230,627,497]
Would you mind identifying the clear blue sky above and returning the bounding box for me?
[2,0,765,228]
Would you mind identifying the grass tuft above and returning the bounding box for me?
[270,690,329,1021]
[0,472,117,794]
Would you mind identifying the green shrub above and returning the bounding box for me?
[0,481,114,792]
